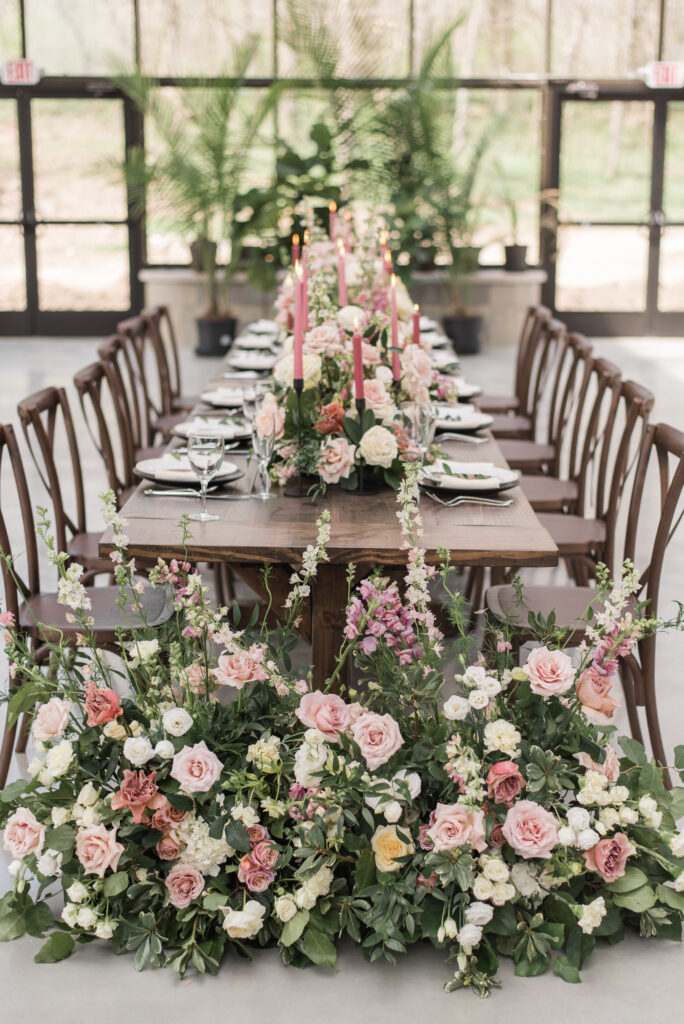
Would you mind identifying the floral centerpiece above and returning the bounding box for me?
[1,485,684,996]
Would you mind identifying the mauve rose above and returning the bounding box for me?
[75,824,124,877]
[32,697,72,741]
[111,769,158,824]
[170,740,223,794]
[3,807,45,858]
[317,437,356,485]
[148,795,187,833]
[351,711,404,771]
[583,832,633,882]
[525,647,575,698]
[245,868,276,892]
[251,841,279,870]
[212,651,268,690]
[501,800,559,860]
[490,823,506,848]
[575,746,620,783]
[84,681,122,727]
[166,863,204,908]
[315,401,345,436]
[486,762,525,807]
[296,692,351,741]
[427,802,487,853]
[156,834,180,860]
[247,824,269,846]
[576,668,621,723]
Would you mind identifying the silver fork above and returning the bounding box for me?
[423,490,513,509]
[143,488,252,500]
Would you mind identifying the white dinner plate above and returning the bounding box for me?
[421,331,449,348]
[421,460,519,493]
[430,349,460,371]
[172,416,251,441]
[234,334,279,351]
[446,378,484,400]
[247,319,279,335]
[227,351,279,371]
[419,315,439,331]
[135,455,242,486]
[200,387,245,408]
[434,402,493,433]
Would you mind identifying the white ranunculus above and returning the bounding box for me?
[468,689,489,710]
[77,782,99,807]
[273,895,298,923]
[383,800,403,823]
[358,425,398,469]
[221,901,266,939]
[472,875,494,901]
[337,305,365,332]
[566,806,591,833]
[44,740,73,778]
[76,907,98,930]
[162,707,193,737]
[578,896,607,935]
[465,902,494,927]
[155,740,175,759]
[443,695,470,721]
[123,736,154,767]
[575,827,600,851]
[67,881,88,903]
[457,923,483,952]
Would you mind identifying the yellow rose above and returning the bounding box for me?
[102,720,126,741]
[273,353,321,391]
[371,825,414,873]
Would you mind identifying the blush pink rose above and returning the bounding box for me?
[317,437,356,485]
[84,681,122,727]
[486,762,525,807]
[237,859,276,892]
[75,824,124,877]
[502,800,559,859]
[32,697,72,741]
[575,745,620,783]
[304,322,344,356]
[255,401,285,440]
[247,824,270,846]
[525,646,575,697]
[583,832,634,882]
[148,794,187,833]
[296,692,351,741]
[251,841,279,869]
[166,863,204,907]
[3,807,45,858]
[576,668,621,723]
[111,769,158,824]
[212,650,269,690]
[400,344,433,401]
[426,802,487,853]
[351,711,404,770]
[171,740,223,794]
[363,379,391,414]
[156,834,180,860]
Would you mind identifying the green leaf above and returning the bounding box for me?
[42,824,75,853]
[0,776,37,803]
[34,931,75,964]
[514,952,549,977]
[202,892,227,912]
[24,901,54,938]
[165,791,194,812]
[0,911,26,942]
[103,871,129,898]
[354,848,376,893]
[554,954,581,983]
[619,735,647,766]
[280,910,309,947]
[538,922,564,949]
[614,885,656,913]
[668,786,684,821]
[224,820,251,854]
[8,681,42,727]
[605,866,649,894]
[300,926,337,968]
[566,928,594,969]
[656,884,684,912]
[674,745,684,775]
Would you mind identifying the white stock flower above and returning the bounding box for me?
[123,736,154,767]
[162,707,193,737]
[619,807,639,826]
[466,902,494,927]
[609,786,629,805]
[155,740,175,759]
[483,719,521,757]
[44,740,74,778]
[578,896,607,935]
[639,795,658,819]
[457,923,483,952]
[274,895,298,923]
[599,807,621,831]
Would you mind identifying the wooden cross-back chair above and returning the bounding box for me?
[476,304,551,418]
[143,305,196,414]
[73,360,135,503]
[97,334,161,460]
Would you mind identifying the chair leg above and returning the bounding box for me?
[15,711,31,753]
[0,711,17,789]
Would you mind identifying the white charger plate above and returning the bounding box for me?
[446,378,484,400]
[431,349,460,371]
[421,460,519,493]
[234,334,279,351]
[172,416,251,441]
[434,402,493,433]
[247,319,279,335]
[135,455,242,487]
[227,351,278,371]
[200,387,245,408]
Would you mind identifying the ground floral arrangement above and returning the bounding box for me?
[265,220,459,493]
[2,482,684,997]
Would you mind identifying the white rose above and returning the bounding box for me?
[231,803,259,828]
[670,832,684,858]
[155,740,175,759]
[76,907,98,930]
[444,917,458,939]
[647,810,663,829]
[358,425,398,469]
[491,882,516,906]
[620,807,639,826]
[78,806,101,827]
[472,875,494,901]
[443,695,469,721]
[558,826,576,847]
[95,920,114,940]
[457,923,483,951]
[483,858,509,883]
[566,807,591,833]
[575,828,600,851]
[466,902,494,927]
[77,782,99,807]
[609,786,629,805]
[36,850,62,876]
[375,365,394,386]
[44,740,73,778]
[307,866,334,898]
[383,800,403,824]
[295,885,317,910]
[392,769,421,800]
[274,895,298,923]
[221,900,265,939]
[468,689,489,710]
[162,707,193,737]
[67,881,88,903]
[578,896,606,935]
[123,736,154,767]
[51,807,70,827]
[511,862,540,898]
[337,305,365,331]
[639,795,658,819]
[61,903,79,927]
[273,352,321,391]
[599,807,621,831]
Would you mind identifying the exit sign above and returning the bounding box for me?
[1,59,41,85]
[640,61,684,88]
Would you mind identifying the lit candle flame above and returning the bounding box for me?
[354,318,359,330]
[293,233,299,246]
[329,200,337,212]
[303,229,310,244]
[344,209,351,221]
[391,273,396,287]
[295,261,303,280]
[384,250,392,264]
[414,303,419,312]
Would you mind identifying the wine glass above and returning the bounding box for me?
[187,428,225,521]
[251,398,278,501]
[401,401,437,461]
[242,382,269,424]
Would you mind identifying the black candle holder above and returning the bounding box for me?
[284,377,307,498]
[353,396,377,495]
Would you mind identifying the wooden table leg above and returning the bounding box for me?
[311,564,349,689]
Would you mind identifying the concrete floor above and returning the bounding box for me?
[1,334,684,1022]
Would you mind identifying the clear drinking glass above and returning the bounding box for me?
[251,398,277,501]
[186,428,225,521]
[242,382,269,424]
[401,401,437,460]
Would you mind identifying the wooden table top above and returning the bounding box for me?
[101,371,557,569]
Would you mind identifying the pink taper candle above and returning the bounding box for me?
[383,248,393,277]
[301,235,309,332]
[391,274,401,383]
[413,303,420,346]
[344,208,352,253]
[294,262,304,380]
[352,319,364,402]
[337,239,348,307]
[328,200,337,240]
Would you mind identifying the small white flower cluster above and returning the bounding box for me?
[443,738,485,804]
[558,807,600,851]
[28,739,74,787]
[294,865,334,911]
[396,468,441,648]
[57,562,92,613]
[584,560,641,644]
[440,903,494,950]
[261,796,288,819]
[483,719,521,758]
[294,729,329,787]
[246,735,282,774]
[364,769,421,823]
[285,510,331,609]
[231,802,260,828]
[472,855,516,906]
[577,773,633,820]
[173,814,234,877]
[578,896,607,934]
[638,794,663,829]
[72,781,102,828]
[127,638,160,670]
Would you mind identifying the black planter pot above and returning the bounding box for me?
[442,315,483,355]
[195,317,237,357]
[504,244,528,272]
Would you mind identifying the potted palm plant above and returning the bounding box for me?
[495,164,528,272]
[116,39,281,355]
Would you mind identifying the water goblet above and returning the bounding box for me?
[252,399,278,501]
[186,428,225,521]
[401,401,437,461]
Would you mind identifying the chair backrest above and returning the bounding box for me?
[564,356,622,516]
[143,305,182,406]
[73,360,134,499]
[519,316,567,434]
[118,312,171,426]
[544,332,593,468]
[98,334,150,455]
[0,423,40,619]
[17,386,87,556]
[514,304,551,412]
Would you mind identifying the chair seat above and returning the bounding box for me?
[475,393,519,414]
[498,439,555,472]
[521,475,579,511]
[490,413,532,439]
[486,583,601,633]
[537,513,607,556]
[172,394,199,413]
[19,582,173,645]
[67,531,113,575]
[152,412,186,439]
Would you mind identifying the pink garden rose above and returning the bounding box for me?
[166,863,205,908]
[304,322,344,356]
[251,841,279,870]
[351,711,404,770]
[576,668,621,723]
[295,692,351,741]
[255,400,285,441]
[75,824,124,877]
[314,401,345,436]
[148,794,187,833]
[525,646,575,698]
[237,855,276,892]
[486,762,525,807]
[3,807,45,858]
[575,745,620,783]
[400,344,433,402]
[502,800,559,859]
[156,834,180,861]
[111,769,158,824]
[212,649,269,690]
[32,697,72,741]
[84,681,122,727]
[427,802,487,853]
[317,437,356,485]
[583,832,634,882]
[170,740,223,794]
[363,379,391,414]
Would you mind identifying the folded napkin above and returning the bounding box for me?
[431,461,497,476]
[176,418,247,440]
[201,387,244,406]
[152,454,198,483]
[248,319,279,334]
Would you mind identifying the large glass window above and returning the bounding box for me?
[551,1,659,78]
[24,0,135,74]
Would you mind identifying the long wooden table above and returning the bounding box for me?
[101,372,557,684]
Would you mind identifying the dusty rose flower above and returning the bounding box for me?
[400,344,432,401]
[170,740,223,794]
[212,650,269,690]
[166,863,204,907]
[3,807,45,858]
[576,668,621,723]
[524,647,575,697]
[304,322,344,356]
[296,692,351,741]
[314,401,346,436]
[32,697,72,741]
[501,800,559,860]
[251,841,279,869]
[84,682,122,727]
[575,746,620,783]
[75,824,124,877]
[317,437,356,484]
[148,794,187,833]
[490,823,506,848]
[486,762,525,807]
[247,824,269,846]
[156,834,180,860]
[427,802,487,853]
[351,711,404,770]
[363,379,391,414]
[583,832,634,881]
[255,400,285,440]
[111,769,158,824]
